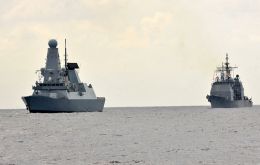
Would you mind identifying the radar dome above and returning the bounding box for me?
[48,39,58,48]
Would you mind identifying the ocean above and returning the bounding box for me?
[0,106,260,165]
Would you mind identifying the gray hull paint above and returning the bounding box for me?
[207,96,252,108]
[22,96,105,113]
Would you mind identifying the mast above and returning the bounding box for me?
[221,62,224,81]
[225,53,231,78]
[65,39,68,69]
[215,53,238,82]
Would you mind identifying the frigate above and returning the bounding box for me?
[206,54,252,108]
[22,39,105,112]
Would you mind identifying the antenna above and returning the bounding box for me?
[65,39,68,69]
[225,53,229,68]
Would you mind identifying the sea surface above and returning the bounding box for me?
[0,106,260,165]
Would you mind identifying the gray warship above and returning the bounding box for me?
[206,54,252,108]
[22,39,105,112]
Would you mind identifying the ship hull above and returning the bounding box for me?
[207,95,252,108]
[22,96,105,113]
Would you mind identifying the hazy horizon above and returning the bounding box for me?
[1,0,260,109]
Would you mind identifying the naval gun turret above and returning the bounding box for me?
[22,39,105,112]
[206,54,252,108]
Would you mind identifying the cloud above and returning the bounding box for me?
[116,26,148,48]
[82,0,124,6]
[115,12,172,48]
[2,0,54,21]
[141,12,172,35]
[1,0,92,23]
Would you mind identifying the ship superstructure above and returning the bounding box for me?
[206,54,252,108]
[22,39,105,112]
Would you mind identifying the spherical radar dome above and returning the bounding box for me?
[48,39,58,48]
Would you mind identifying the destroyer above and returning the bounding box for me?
[206,54,252,108]
[22,39,105,112]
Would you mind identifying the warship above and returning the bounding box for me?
[22,39,105,112]
[206,54,252,108]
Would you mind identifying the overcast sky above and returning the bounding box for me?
[1,0,260,108]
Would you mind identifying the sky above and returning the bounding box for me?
[1,0,260,108]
